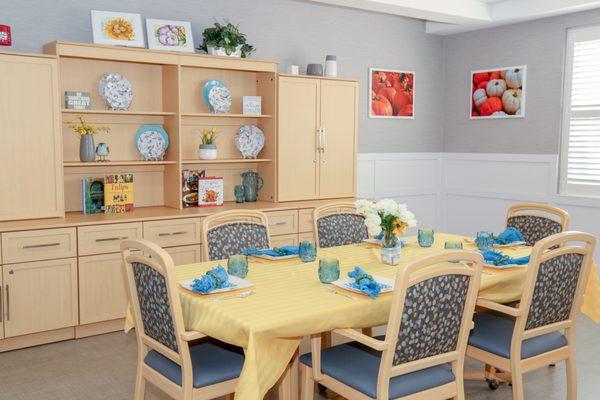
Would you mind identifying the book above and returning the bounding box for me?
[81,177,104,215]
[104,173,134,214]
[198,176,224,207]
[181,169,205,208]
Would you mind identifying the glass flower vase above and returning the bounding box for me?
[380,229,401,266]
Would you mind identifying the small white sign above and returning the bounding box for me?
[243,96,262,115]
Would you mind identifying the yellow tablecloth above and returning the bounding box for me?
[126,233,600,400]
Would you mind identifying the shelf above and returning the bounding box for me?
[64,160,178,167]
[181,113,272,118]
[62,109,176,116]
[182,158,272,164]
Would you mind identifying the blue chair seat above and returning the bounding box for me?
[144,341,244,388]
[300,341,455,399]
[468,312,568,359]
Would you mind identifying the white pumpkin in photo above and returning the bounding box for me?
[504,68,524,89]
[473,88,488,109]
[502,89,522,114]
[486,79,507,97]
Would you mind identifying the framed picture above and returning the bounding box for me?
[470,65,526,119]
[369,68,414,119]
[91,10,145,48]
[145,19,194,52]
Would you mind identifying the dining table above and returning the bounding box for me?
[125,232,600,400]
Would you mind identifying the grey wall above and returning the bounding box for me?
[1,0,444,153]
[442,8,600,154]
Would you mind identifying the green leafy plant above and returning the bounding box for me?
[66,115,110,137]
[198,20,254,58]
[200,127,218,145]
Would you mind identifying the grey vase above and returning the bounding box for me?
[80,134,96,162]
[307,64,323,76]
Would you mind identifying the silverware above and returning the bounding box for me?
[326,287,356,300]
[211,290,255,302]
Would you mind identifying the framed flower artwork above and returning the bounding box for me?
[470,65,526,119]
[369,68,415,119]
[91,10,145,48]
[146,19,194,52]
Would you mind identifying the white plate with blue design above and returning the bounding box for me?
[331,275,395,295]
[466,238,526,248]
[235,125,265,159]
[179,275,253,295]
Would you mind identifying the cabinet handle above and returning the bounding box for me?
[96,236,127,242]
[270,221,287,227]
[5,285,9,321]
[320,127,326,153]
[22,242,60,249]
[317,127,325,152]
[158,231,187,237]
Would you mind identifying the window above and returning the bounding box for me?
[560,25,600,197]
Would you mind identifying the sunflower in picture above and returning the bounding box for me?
[103,17,135,41]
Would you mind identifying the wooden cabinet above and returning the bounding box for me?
[2,228,77,264]
[0,272,3,340]
[266,210,298,236]
[143,218,201,247]
[271,234,299,248]
[0,53,63,221]
[278,75,357,201]
[78,223,142,256]
[2,259,77,338]
[165,245,202,265]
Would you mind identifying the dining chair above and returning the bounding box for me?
[121,239,244,400]
[506,203,569,246]
[313,202,368,248]
[201,209,271,261]
[300,250,484,400]
[466,231,596,400]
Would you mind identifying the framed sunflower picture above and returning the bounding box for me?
[91,10,145,48]
[146,19,194,52]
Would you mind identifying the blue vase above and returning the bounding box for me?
[241,171,263,202]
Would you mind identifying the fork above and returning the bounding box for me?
[326,287,356,301]
[211,290,255,302]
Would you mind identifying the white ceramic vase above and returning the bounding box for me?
[207,45,243,57]
[199,144,217,160]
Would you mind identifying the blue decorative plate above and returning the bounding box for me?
[202,80,226,110]
[135,125,169,161]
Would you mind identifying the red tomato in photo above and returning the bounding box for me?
[477,80,488,90]
[473,72,490,86]
[489,71,501,80]
[371,95,393,116]
[472,110,479,117]
[377,86,397,104]
[479,97,502,116]
[398,104,413,117]
[392,90,412,115]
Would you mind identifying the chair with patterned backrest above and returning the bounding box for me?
[506,203,569,246]
[313,202,368,248]
[300,250,483,400]
[201,210,271,261]
[467,231,596,400]
[121,239,244,400]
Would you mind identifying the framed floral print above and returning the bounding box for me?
[91,10,145,48]
[146,19,194,52]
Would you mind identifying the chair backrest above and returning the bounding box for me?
[121,239,190,367]
[313,202,368,248]
[201,210,271,261]
[506,203,569,246]
[377,251,483,398]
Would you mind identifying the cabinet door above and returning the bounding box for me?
[3,259,78,337]
[278,76,320,201]
[0,54,63,220]
[319,80,358,199]
[79,253,128,325]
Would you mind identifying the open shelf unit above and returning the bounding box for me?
[45,41,278,213]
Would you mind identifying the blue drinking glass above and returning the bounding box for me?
[475,231,494,251]
[234,185,245,204]
[299,241,317,262]
[319,258,340,283]
[444,241,463,263]
[227,254,249,278]
[418,228,435,247]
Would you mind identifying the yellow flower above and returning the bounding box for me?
[393,219,407,235]
[104,17,135,41]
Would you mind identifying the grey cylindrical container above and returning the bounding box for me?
[306,63,323,76]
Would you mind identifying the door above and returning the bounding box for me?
[319,80,358,199]
[0,53,63,220]
[3,258,78,337]
[278,76,320,201]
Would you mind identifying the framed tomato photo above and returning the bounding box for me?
[470,65,526,119]
[369,68,414,119]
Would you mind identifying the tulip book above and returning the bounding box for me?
[104,173,134,214]
[470,65,526,119]
[369,68,415,119]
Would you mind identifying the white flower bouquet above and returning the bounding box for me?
[355,198,417,247]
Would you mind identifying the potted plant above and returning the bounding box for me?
[199,127,218,160]
[66,115,110,162]
[198,20,254,58]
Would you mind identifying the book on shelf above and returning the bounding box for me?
[181,169,205,208]
[198,176,224,207]
[104,173,134,214]
[81,177,104,215]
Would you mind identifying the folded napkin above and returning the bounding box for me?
[244,245,299,257]
[481,249,530,266]
[348,266,382,299]
[191,265,232,293]
[494,227,525,245]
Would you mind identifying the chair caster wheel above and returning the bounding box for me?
[487,379,500,390]
[318,384,327,393]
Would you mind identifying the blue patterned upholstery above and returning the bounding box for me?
[468,312,568,359]
[144,341,244,388]
[132,262,178,352]
[506,215,563,246]
[207,222,269,261]
[300,341,455,399]
[317,213,368,248]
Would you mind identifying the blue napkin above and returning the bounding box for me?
[244,245,299,257]
[191,265,232,293]
[494,227,525,245]
[348,266,382,299]
[481,249,530,266]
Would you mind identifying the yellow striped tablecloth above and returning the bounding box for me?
[126,233,600,400]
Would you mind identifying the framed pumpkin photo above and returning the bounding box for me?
[470,65,526,119]
[369,68,415,119]
[91,10,145,48]
[146,19,194,52]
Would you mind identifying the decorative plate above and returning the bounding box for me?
[99,73,133,110]
[178,275,253,295]
[331,276,395,295]
[135,125,169,160]
[235,125,265,159]
[202,80,224,105]
[208,85,232,113]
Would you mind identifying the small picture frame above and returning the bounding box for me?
[65,91,92,110]
[91,10,145,48]
[369,68,415,119]
[470,65,526,119]
[146,19,194,52]
[0,25,11,46]
[243,96,262,115]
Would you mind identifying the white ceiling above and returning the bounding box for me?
[304,0,600,34]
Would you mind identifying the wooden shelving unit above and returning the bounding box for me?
[62,109,176,116]
[182,159,272,164]
[64,161,178,167]
[181,113,272,118]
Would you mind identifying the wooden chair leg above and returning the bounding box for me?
[300,365,315,400]
[224,395,234,400]
[510,362,524,400]
[361,327,372,337]
[290,352,300,400]
[566,356,577,400]
[321,332,332,349]
[134,364,145,400]
[454,362,465,400]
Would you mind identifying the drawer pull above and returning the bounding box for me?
[95,236,127,242]
[5,285,9,321]
[270,221,287,227]
[158,231,187,237]
[22,242,60,249]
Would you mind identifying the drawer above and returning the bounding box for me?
[298,209,314,233]
[298,232,316,243]
[165,245,202,265]
[271,234,298,248]
[143,218,201,247]
[78,223,143,256]
[2,228,76,264]
[266,210,298,236]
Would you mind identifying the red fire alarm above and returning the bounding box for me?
[0,25,12,46]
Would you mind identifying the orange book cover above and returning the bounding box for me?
[104,173,134,214]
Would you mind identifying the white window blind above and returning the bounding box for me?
[560,26,600,197]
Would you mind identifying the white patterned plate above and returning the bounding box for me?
[99,73,133,110]
[208,85,232,113]
[178,275,253,295]
[235,125,265,159]
[135,125,169,160]
[331,275,395,295]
